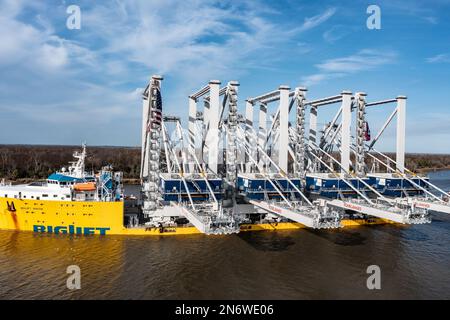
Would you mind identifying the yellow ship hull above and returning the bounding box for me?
[0,197,396,236]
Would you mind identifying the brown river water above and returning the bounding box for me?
[1,171,450,299]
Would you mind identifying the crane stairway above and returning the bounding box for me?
[327,198,430,224]
[177,203,240,235]
[249,199,342,229]
[396,197,450,215]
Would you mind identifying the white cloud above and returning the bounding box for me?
[0,1,93,71]
[1,0,329,145]
[424,16,438,24]
[296,7,337,32]
[323,25,351,43]
[302,49,397,86]
[302,73,344,86]
[296,42,312,54]
[426,54,450,63]
[82,1,286,79]
[376,0,441,25]
[317,49,397,73]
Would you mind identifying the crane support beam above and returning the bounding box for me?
[188,97,197,172]
[396,96,407,173]
[401,199,450,214]
[340,91,352,175]
[245,101,256,173]
[355,92,367,177]
[249,200,341,229]
[365,98,397,107]
[190,84,211,99]
[258,103,267,166]
[309,105,318,145]
[176,205,240,235]
[247,90,280,104]
[204,80,221,174]
[294,87,307,178]
[278,85,290,172]
[141,75,163,214]
[327,199,429,224]
[305,95,342,106]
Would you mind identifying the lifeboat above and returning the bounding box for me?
[73,182,96,192]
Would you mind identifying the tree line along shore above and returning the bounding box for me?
[1,144,449,184]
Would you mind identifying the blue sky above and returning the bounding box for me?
[0,0,449,153]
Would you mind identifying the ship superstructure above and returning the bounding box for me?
[0,144,123,203]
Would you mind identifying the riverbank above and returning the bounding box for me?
[416,166,450,173]
[1,144,450,182]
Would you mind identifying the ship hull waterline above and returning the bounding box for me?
[0,197,398,236]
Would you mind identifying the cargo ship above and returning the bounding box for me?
[0,143,214,236]
[0,144,126,235]
[1,75,447,236]
[0,143,397,236]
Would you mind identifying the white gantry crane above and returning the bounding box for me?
[141,77,242,234]
[300,91,429,224]
[138,74,446,234]
[236,86,341,229]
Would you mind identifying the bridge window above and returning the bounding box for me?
[42,194,48,197]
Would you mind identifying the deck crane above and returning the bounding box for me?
[307,140,430,224]
[236,126,341,228]
[359,97,450,214]
[138,74,446,234]
[317,117,432,223]
[140,76,239,234]
[174,80,242,234]
[140,76,199,227]
[295,91,429,224]
[237,86,341,229]
[162,119,238,234]
[141,75,165,220]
